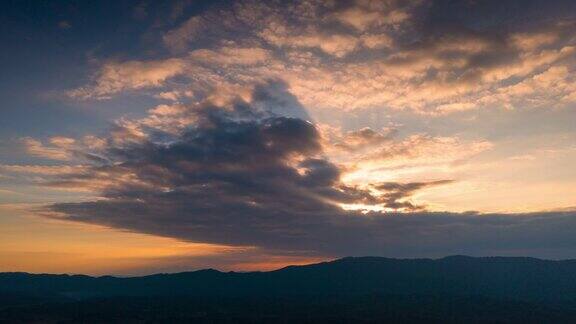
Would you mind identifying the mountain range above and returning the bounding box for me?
[3,256,576,323]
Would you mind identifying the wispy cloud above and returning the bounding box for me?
[68,0,576,114]
[68,58,186,99]
[21,137,72,161]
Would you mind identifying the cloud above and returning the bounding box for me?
[262,31,360,58]
[24,0,576,262]
[0,165,87,176]
[38,82,576,259]
[374,180,454,211]
[366,135,492,164]
[318,125,492,187]
[19,136,110,165]
[330,127,398,152]
[189,47,272,66]
[22,137,71,161]
[489,64,576,109]
[49,136,76,148]
[69,58,186,99]
[163,16,206,52]
[510,31,560,50]
[69,0,576,114]
[47,190,576,258]
[331,3,412,32]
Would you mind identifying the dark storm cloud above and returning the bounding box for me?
[48,83,387,248]
[50,197,576,258]
[44,82,576,259]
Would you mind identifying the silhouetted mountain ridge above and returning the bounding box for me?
[3,255,576,302]
[4,256,576,323]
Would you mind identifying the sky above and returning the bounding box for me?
[1,0,576,275]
